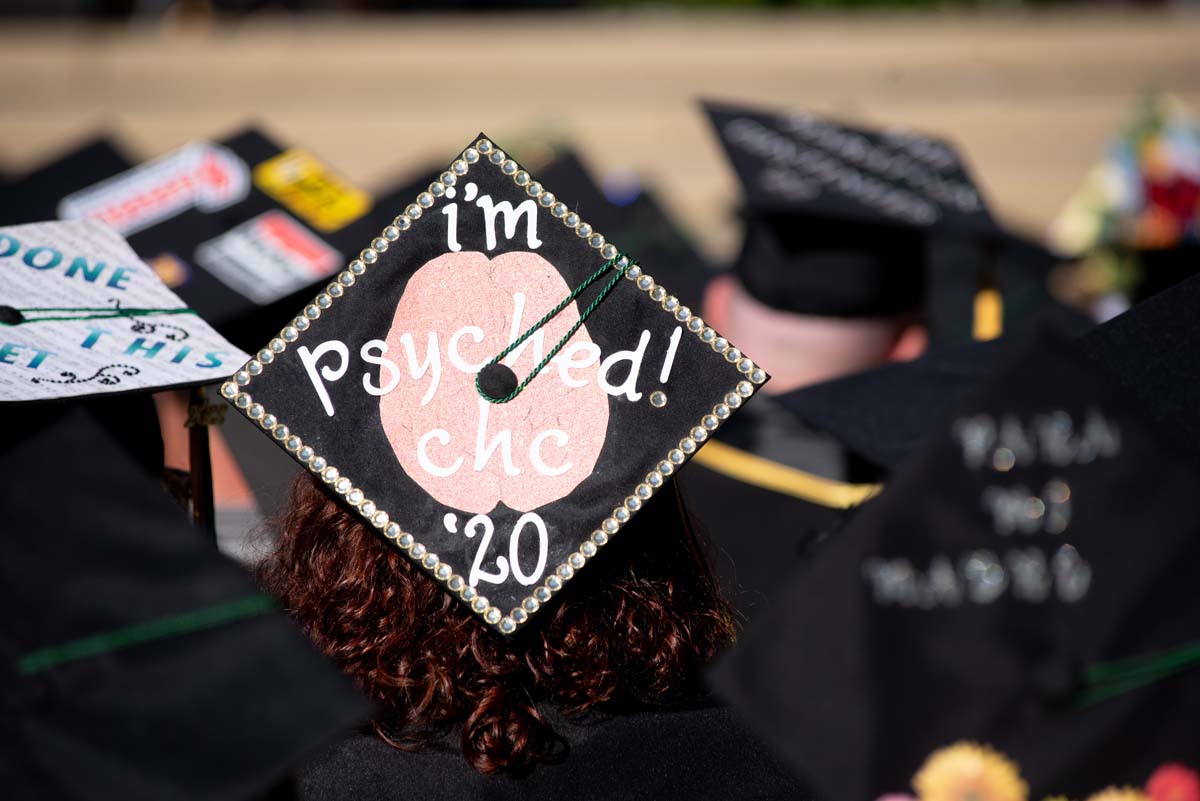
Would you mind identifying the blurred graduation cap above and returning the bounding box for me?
[704,100,1064,344]
[50,131,433,531]
[536,150,717,312]
[0,136,135,226]
[1079,269,1200,459]
[55,129,397,351]
[775,338,1015,473]
[774,299,1094,475]
[1050,93,1200,308]
[222,132,767,634]
[0,400,369,801]
[709,324,1200,801]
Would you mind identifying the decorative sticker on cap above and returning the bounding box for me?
[58,142,250,237]
[253,149,372,233]
[0,220,250,402]
[147,252,192,290]
[195,210,342,306]
[223,134,768,635]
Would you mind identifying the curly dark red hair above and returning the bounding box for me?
[259,474,736,775]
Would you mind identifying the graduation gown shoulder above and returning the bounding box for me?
[301,705,808,801]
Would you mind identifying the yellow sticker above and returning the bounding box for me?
[253,149,372,233]
[148,252,191,289]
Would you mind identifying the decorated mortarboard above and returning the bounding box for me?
[710,330,1200,801]
[703,99,994,231]
[704,100,1064,344]
[1,136,134,226]
[536,150,717,313]
[56,129,385,347]
[222,133,768,634]
[0,401,368,801]
[0,220,249,402]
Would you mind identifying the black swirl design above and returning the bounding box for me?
[31,364,141,386]
[129,318,190,341]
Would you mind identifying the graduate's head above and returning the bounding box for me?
[698,101,1019,393]
[261,473,735,775]
[703,215,929,394]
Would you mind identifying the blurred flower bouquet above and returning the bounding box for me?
[1049,93,1200,315]
[878,742,1200,801]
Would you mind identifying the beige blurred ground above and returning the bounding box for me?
[2,9,1199,259]
[4,9,1195,551]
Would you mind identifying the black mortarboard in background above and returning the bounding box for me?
[704,100,1064,344]
[56,129,390,352]
[775,338,1015,473]
[536,150,716,312]
[0,400,369,801]
[709,326,1200,801]
[1133,244,1200,303]
[1080,270,1200,458]
[0,136,135,225]
[49,130,427,527]
[223,132,767,635]
[775,296,1094,475]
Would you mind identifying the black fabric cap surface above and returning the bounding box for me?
[0,402,369,801]
[710,330,1200,801]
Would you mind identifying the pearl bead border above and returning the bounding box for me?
[220,136,767,636]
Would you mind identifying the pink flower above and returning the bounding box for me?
[1146,764,1200,801]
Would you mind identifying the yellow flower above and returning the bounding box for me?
[913,742,1029,801]
[1085,788,1149,801]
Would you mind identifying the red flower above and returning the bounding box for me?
[1146,764,1200,801]
[1145,177,1200,224]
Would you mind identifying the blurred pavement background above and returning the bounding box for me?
[2,10,1199,261]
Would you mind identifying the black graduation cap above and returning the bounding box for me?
[0,400,369,801]
[222,133,768,634]
[775,298,1095,475]
[55,129,390,351]
[1079,270,1200,458]
[709,329,1200,801]
[704,100,1061,343]
[775,338,1015,473]
[535,150,717,313]
[0,136,135,226]
[704,100,993,229]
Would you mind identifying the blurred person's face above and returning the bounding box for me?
[703,274,927,395]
